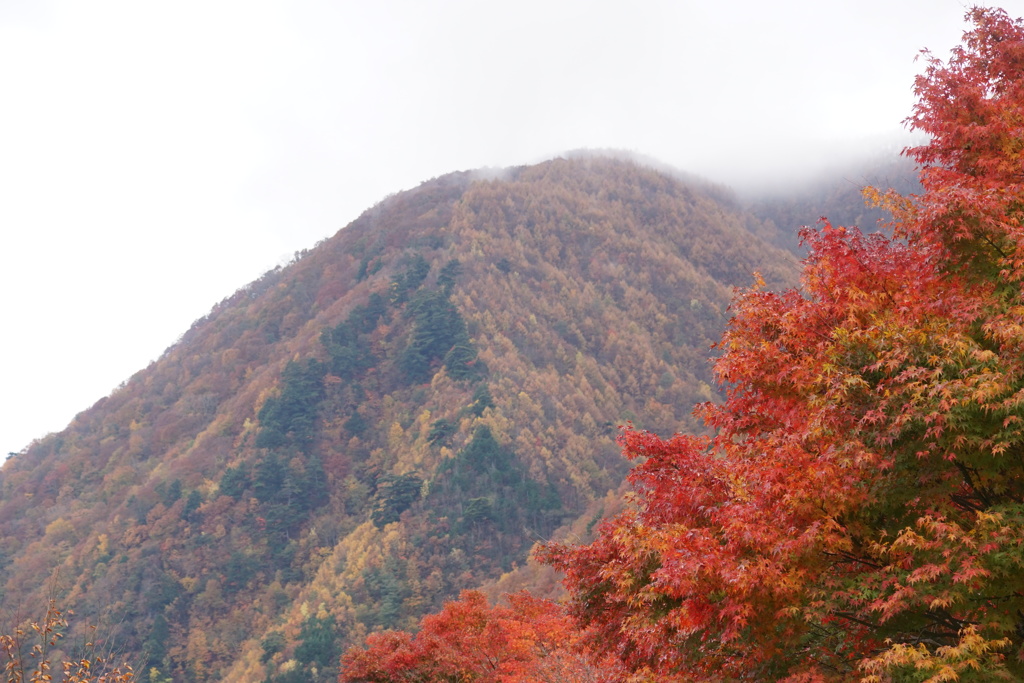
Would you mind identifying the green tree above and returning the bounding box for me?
[294,613,339,672]
[371,474,423,527]
[255,358,326,450]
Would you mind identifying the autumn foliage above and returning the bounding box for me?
[339,590,622,682]
[0,599,133,683]
[541,7,1024,681]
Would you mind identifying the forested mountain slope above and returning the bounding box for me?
[0,156,796,681]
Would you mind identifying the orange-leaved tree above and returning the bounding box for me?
[339,590,623,682]
[541,7,1024,682]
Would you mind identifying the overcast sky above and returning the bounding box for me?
[0,0,1005,456]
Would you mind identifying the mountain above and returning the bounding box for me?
[0,156,799,681]
[746,154,921,252]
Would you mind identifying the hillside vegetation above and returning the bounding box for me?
[0,156,796,681]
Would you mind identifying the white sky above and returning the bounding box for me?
[0,0,1006,456]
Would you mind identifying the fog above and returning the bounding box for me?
[0,0,989,456]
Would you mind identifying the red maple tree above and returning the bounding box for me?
[541,7,1024,681]
[339,590,622,682]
